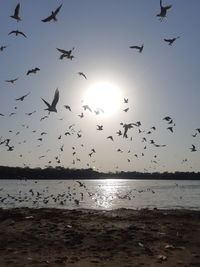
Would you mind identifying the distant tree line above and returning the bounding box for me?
[0,166,200,180]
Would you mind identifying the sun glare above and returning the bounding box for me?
[84,82,122,116]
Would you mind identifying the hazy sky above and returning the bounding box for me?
[0,0,200,173]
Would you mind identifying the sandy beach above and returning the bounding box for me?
[0,208,199,266]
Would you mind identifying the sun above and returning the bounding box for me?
[83,82,122,116]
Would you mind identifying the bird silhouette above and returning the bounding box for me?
[107,136,114,141]
[25,111,36,116]
[97,125,103,131]
[157,0,172,20]
[0,113,5,116]
[5,78,19,84]
[190,145,197,152]
[10,3,21,22]
[41,4,62,22]
[8,30,27,38]
[124,98,128,103]
[27,67,40,75]
[130,44,144,53]
[57,47,74,59]
[78,72,87,79]
[64,105,72,111]
[0,46,7,51]
[15,92,30,101]
[164,36,180,46]
[41,88,59,113]
[82,105,92,112]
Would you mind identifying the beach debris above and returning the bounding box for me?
[138,242,145,248]
[164,243,175,249]
[25,216,34,219]
[157,254,167,261]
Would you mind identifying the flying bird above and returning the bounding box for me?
[0,46,7,51]
[8,30,27,38]
[78,72,87,79]
[10,3,21,22]
[27,67,40,75]
[107,136,114,141]
[164,36,180,46]
[41,88,59,113]
[0,113,5,116]
[190,145,197,152]
[157,0,172,20]
[41,4,62,22]
[15,92,30,101]
[130,44,144,53]
[5,77,19,84]
[124,98,128,103]
[57,47,74,60]
[64,105,72,111]
[82,105,92,112]
[96,125,103,131]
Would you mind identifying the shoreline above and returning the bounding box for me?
[0,208,199,266]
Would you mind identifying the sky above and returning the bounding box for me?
[0,0,200,173]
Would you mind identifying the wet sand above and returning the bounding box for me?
[0,208,199,267]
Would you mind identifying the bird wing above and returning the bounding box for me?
[41,13,54,22]
[27,70,32,75]
[51,88,59,108]
[19,31,27,38]
[14,3,20,16]
[56,48,69,54]
[54,4,62,15]
[41,98,51,108]
[129,46,140,49]
[8,31,15,35]
[164,39,170,42]
[160,0,162,8]
[165,5,172,10]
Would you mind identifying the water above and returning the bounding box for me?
[0,179,199,210]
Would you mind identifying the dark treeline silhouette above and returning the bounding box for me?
[0,166,200,180]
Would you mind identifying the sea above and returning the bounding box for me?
[0,179,199,210]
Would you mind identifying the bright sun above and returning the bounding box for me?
[83,82,122,116]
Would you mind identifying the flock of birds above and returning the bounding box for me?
[0,1,199,173]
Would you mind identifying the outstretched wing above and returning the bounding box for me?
[51,88,59,108]
[160,0,162,8]
[165,5,172,10]
[41,98,51,108]
[56,48,68,54]
[42,14,53,22]
[54,4,62,15]
[14,3,20,16]
[129,46,140,49]
[19,31,27,38]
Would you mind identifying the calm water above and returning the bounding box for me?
[0,179,199,210]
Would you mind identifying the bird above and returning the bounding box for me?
[107,136,114,141]
[190,145,197,152]
[15,92,30,101]
[41,88,59,113]
[26,67,40,75]
[157,0,172,20]
[163,116,172,121]
[78,112,84,118]
[82,105,92,112]
[41,4,62,22]
[5,78,19,84]
[63,105,72,113]
[130,44,144,53]
[56,47,75,60]
[196,128,200,133]
[164,37,180,46]
[167,126,173,133]
[123,123,133,138]
[78,72,87,79]
[0,46,7,51]
[123,108,129,112]
[10,3,21,22]
[8,30,27,38]
[0,113,5,116]
[40,115,48,121]
[25,111,36,116]
[124,98,128,103]
[96,125,103,131]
